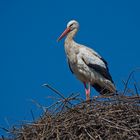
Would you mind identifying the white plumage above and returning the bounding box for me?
[57,20,116,100]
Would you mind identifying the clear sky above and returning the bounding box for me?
[0,0,140,136]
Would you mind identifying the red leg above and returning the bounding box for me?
[83,82,90,101]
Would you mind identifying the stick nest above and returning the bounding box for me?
[9,94,140,140]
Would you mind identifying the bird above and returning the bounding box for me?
[57,20,116,101]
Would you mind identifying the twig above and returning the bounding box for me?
[84,128,95,140]
[42,83,73,106]
[101,118,130,132]
[134,83,139,97]
[30,110,35,121]
[30,99,46,112]
[123,68,140,95]
[0,127,9,132]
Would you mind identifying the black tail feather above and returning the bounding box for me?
[92,83,115,95]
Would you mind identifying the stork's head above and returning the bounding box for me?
[57,20,79,41]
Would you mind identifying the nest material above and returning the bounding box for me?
[10,94,140,140]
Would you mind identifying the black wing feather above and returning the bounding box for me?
[88,63,114,83]
[82,56,114,83]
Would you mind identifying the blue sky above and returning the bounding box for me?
[0,0,140,136]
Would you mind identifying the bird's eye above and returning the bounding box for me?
[69,23,73,27]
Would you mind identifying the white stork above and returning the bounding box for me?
[57,20,116,101]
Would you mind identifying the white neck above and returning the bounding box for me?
[65,28,78,42]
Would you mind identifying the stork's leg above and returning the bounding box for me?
[83,82,90,101]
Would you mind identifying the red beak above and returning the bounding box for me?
[57,27,70,41]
